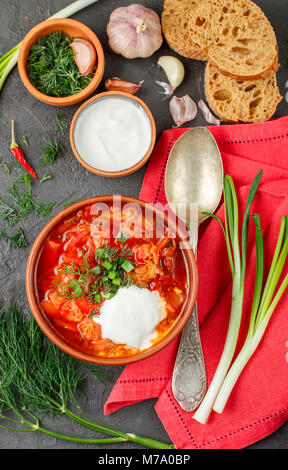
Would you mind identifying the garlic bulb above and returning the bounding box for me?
[107,4,163,59]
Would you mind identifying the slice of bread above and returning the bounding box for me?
[204,61,282,123]
[189,0,279,80]
[162,0,207,61]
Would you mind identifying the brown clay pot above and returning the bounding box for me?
[69,91,157,177]
[18,18,105,106]
[25,195,198,366]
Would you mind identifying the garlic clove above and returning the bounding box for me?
[198,100,221,126]
[105,78,144,94]
[169,95,197,128]
[156,80,174,98]
[157,56,185,90]
[70,39,97,76]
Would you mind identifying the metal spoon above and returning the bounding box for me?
[165,127,223,412]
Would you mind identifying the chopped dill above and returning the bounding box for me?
[26,31,93,97]
[9,227,27,248]
[0,173,55,228]
[63,199,76,209]
[56,112,69,136]
[56,238,135,304]
[21,135,29,147]
[41,138,64,166]
[40,172,52,184]
[0,227,27,248]
[0,156,10,174]
[0,199,22,226]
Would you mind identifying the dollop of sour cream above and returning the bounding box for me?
[73,95,152,172]
[93,285,166,350]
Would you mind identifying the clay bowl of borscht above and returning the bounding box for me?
[26,195,198,365]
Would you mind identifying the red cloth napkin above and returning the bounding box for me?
[104,116,288,449]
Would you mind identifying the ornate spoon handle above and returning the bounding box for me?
[172,204,207,411]
[172,301,207,411]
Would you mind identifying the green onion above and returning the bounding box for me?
[108,271,116,280]
[213,215,288,414]
[0,1,101,93]
[68,279,84,297]
[193,171,263,424]
[102,260,112,270]
[121,260,135,273]
[112,278,121,286]
[96,248,106,259]
[90,266,101,276]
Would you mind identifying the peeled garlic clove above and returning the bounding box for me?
[157,56,185,90]
[198,100,221,126]
[169,95,197,128]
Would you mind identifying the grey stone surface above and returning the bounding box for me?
[0,0,287,450]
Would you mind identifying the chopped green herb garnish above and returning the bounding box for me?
[9,227,27,248]
[0,226,27,248]
[41,138,64,166]
[68,279,84,297]
[56,112,69,136]
[102,260,112,270]
[90,266,101,276]
[121,260,135,273]
[33,201,56,218]
[63,200,76,209]
[21,135,29,147]
[40,172,52,184]
[57,238,135,303]
[0,156,10,174]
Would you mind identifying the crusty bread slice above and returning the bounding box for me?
[204,61,282,123]
[189,0,279,80]
[162,0,207,61]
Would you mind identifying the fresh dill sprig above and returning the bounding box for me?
[63,199,76,209]
[1,173,55,227]
[0,199,22,227]
[0,156,10,174]
[21,135,29,147]
[33,201,56,218]
[0,227,27,248]
[9,228,27,248]
[56,112,69,136]
[0,301,172,449]
[0,228,9,242]
[41,138,64,166]
[40,172,52,184]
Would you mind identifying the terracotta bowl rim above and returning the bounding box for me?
[18,18,105,106]
[69,91,157,177]
[25,195,198,366]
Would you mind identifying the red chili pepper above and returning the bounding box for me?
[10,120,38,179]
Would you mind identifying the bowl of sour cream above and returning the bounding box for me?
[70,91,156,177]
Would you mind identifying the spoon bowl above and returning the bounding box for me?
[165,127,223,227]
[165,126,223,412]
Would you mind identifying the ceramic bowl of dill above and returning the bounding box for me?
[18,18,105,106]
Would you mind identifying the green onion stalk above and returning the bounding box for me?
[213,215,288,414]
[193,171,263,424]
[0,302,174,449]
[0,0,101,92]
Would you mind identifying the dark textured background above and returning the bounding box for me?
[0,0,288,450]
